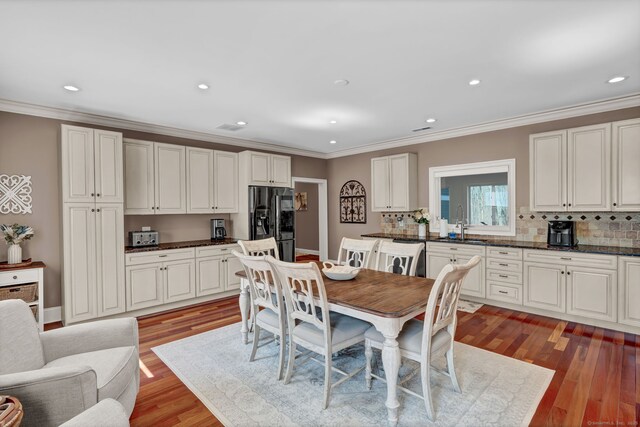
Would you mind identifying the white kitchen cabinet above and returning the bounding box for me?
[618,257,640,328]
[240,151,291,187]
[524,262,566,313]
[567,123,611,211]
[225,255,243,291]
[164,259,196,303]
[371,153,417,212]
[63,203,125,323]
[426,253,451,280]
[196,256,225,296]
[187,148,238,214]
[61,125,123,204]
[126,263,163,311]
[213,151,239,213]
[426,242,485,298]
[155,142,186,214]
[612,118,640,211]
[123,139,155,214]
[529,130,566,211]
[566,266,616,322]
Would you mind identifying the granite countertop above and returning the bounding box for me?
[125,238,238,254]
[361,233,640,257]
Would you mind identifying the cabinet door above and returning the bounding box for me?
[94,130,123,203]
[248,152,271,185]
[427,252,452,279]
[155,143,186,213]
[186,147,214,213]
[124,140,155,214]
[164,259,196,303]
[371,157,390,211]
[618,257,640,327]
[95,204,125,317]
[225,255,243,291]
[214,151,239,213]
[612,119,640,211]
[126,263,163,310]
[196,256,225,296]
[566,266,616,322]
[61,125,95,203]
[455,255,485,298]
[529,131,566,211]
[567,124,611,211]
[271,155,291,187]
[389,154,409,211]
[63,204,97,322]
[524,262,565,313]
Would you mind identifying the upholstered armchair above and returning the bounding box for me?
[0,299,139,426]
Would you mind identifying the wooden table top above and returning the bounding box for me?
[236,266,434,318]
[0,261,46,272]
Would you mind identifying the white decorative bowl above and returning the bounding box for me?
[322,262,361,281]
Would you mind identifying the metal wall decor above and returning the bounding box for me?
[0,175,33,214]
[340,180,366,223]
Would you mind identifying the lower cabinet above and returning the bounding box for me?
[618,257,640,327]
[196,253,241,296]
[165,259,196,303]
[524,262,566,313]
[566,266,616,322]
[126,263,163,311]
[426,243,485,298]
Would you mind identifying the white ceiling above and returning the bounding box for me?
[1,0,639,156]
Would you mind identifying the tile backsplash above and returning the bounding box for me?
[380,207,640,248]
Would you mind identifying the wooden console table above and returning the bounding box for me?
[0,262,46,331]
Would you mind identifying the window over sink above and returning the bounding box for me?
[429,159,516,236]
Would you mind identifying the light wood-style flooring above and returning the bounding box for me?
[46,297,639,426]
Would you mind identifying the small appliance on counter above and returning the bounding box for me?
[128,230,159,247]
[547,221,577,247]
[211,219,227,240]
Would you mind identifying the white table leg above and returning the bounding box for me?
[381,332,401,426]
[239,278,251,344]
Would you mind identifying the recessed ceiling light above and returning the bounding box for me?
[329,140,337,144]
[607,76,627,83]
[63,85,80,92]
[426,118,437,123]
[334,79,350,86]
[329,120,337,124]
[236,121,247,126]
[197,83,209,90]
[468,79,481,86]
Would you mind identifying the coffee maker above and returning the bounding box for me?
[211,219,227,240]
[547,221,577,247]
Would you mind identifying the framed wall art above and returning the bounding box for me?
[340,180,366,223]
[0,174,33,214]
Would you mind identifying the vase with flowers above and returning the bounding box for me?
[411,208,430,238]
[1,224,34,264]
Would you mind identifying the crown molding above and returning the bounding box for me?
[324,93,640,159]
[0,98,327,159]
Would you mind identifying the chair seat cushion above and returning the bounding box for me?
[256,307,281,330]
[44,346,137,401]
[293,312,369,350]
[365,319,452,355]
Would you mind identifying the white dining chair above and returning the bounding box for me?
[375,241,424,276]
[233,251,287,380]
[364,255,481,421]
[268,257,371,409]
[336,237,378,268]
[238,237,280,259]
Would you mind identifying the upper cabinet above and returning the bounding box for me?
[612,118,640,211]
[240,151,291,187]
[371,153,417,212]
[124,139,186,215]
[61,125,123,204]
[530,119,639,212]
[186,147,238,214]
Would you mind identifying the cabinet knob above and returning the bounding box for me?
[91,208,95,212]
[152,207,155,210]
[567,271,571,275]
[91,193,95,196]
[13,275,17,280]
[613,202,617,207]
[96,209,100,212]
[96,193,100,197]
[562,203,566,207]
[561,271,564,274]
[568,203,572,207]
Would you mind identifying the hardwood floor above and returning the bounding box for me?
[46,298,639,426]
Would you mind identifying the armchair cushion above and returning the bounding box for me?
[45,346,137,402]
[60,398,129,427]
[0,300,45,374]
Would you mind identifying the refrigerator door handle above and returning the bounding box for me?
[274,195,282,241]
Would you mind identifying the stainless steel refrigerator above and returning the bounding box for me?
[248,186,296,262]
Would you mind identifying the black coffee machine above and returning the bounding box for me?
[547,221,577,247]
[211,219,227,240]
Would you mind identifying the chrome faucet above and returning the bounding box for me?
[455,204,468,240]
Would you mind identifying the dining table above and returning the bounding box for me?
[236,265,435,425]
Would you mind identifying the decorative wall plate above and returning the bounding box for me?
[340,180,366,223]
[0,175,33,214]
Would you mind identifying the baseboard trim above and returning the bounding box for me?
[44,306,62,324]
[295,248,320,255]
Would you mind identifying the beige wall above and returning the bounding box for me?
[294,182,319,251]
[0,111,327,308]
[326,107,640,258]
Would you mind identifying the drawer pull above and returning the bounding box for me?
[221,248,228,251]
[499,251,509,255]
[561,257,572,260]
[498,263,509,267]
[498,290,508,294]
[158,255,168,258]
[499,274,509,278]
[450,248,458,251]
[13,275,17,280]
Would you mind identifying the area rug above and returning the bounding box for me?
[153,323,553,427]
[456,300,484,314]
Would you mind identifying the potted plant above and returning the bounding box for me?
[1,224,34,264]
[411,208,430,238]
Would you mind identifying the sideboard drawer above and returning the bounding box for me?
[426,242,485,256]
[487,281,523,304]
[523,250,617,270]
[196,244,240,258]
[0,269,38,286]
[486,246,523,260]
[125,248,195,266]
[486,258,522,272]
[487,269,523,284]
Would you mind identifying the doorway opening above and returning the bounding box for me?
[292,177,328,261]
